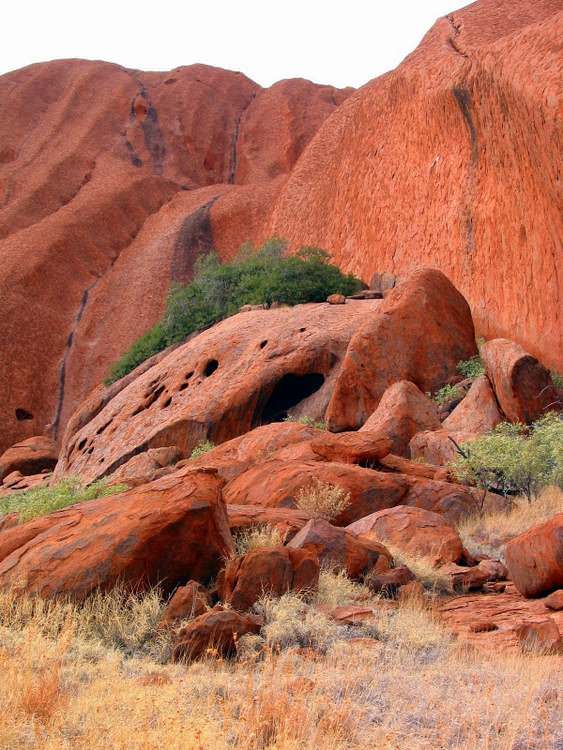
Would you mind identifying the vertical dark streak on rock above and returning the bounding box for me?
[228,92,257,184]
[170,196,221,284]
[453,86,479,255]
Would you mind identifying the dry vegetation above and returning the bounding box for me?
[1,578,562,749]
[295,479,350,520]
[458,485,563,560]
[232,525,286,557]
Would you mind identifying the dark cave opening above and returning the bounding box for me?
[260,372,325,424]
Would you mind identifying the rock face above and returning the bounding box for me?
[325,269,477,431]
[220,546,319,611]
[0,436,58,481]
[0,469,232,599]
[359,381,442,457]
[443,376,503,433]
[481,339,559,424]
[269,0,563,372]
[0,62,351,453]
[505,514,563,598]
[55,301,379,483]
[346,505,465,567]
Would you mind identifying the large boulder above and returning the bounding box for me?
[309,431,392,465]
[0,469,232,599]
[55,301,379,483]
[505,514,563,598]
[172,607,262,662]
[359,380,441,456]
[325,269,477,432]
[481,339,559,424]
[219,546,319,611]
[443,376,504,433]
[287,517,392,579]
[409,429,478,467]
[346,505,465,566]
[158,580,211,629]
[0,436,58,481]
[222,460,411,526]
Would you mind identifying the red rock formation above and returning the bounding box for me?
[0,62,350,453]
[442,375,503,433]
[158,581,211,629]
[346,505,465,567]
[269,0,563,372]
[505,514,563,598]
[0,469,232,599]
[220,546,319,611]
[172,607,262,663]
[0,436,58,481]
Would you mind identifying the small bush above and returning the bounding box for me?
[283,415,327,430]
[232,525,285,557]
[450,412,563,502]
[551,371,563,388]
[431,384,464,406]
[456,355,485,379]
[0,477,128,524]
[190,440,215,459]
[106,240,362,383]
[314,568,371,607]
[295,479,350,520]
[253,592,340,652]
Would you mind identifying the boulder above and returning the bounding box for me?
[366,565,415,596]
[378,453,450,482]
[443,376,503,433]
[159,581,210,629]
[172,607,262,662]
[0,436,58,481]
[0,469,232,599]
[481,339,559,423]
[220,546,319,611]
[505,514,563,598]
[226,504,311,539]
[109,446,180,484]
[327,294,346,305]
[55,301,379,483]
[400,477,479,523]
[286,518,392,579]
[325,269,477,431]
[514,619,563,654]
[309,432,392,465]
[223,460,410,526]
[543,590,563,611]
[409,429,478,467]
[346,505,465,567]
[359,381,441,457]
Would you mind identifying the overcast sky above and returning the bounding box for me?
[2,0,461,88]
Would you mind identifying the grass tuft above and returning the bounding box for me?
[295,479,350,520]
[232,524,285,557]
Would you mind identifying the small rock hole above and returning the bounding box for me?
[259,340,268,349]
[161,396,172,409]
[203,359,219,377]
[15,408,33,421]
[78,438,87,451]
[299,328,306,333]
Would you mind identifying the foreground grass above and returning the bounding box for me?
[458,485,563,560]
[0,585,561,749]
[0,478,128,524]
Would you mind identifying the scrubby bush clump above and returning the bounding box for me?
[107,239,362,383]
[233,524,285,557]
[450,412,562,502]
[189,440,215,459]
[431,384,464,406]
[283,415,327,430]
[456,354,485,379]
[0,477,128,524]
[295,479,351,520]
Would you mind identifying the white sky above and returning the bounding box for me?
[1,0,461,88]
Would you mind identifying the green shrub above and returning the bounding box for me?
[0,478,128,524]
[551,371,563,388]
[283,415,327,430]
[456,355,485,379]
[450,412,563,502]
[431,384,464,406]
[106,239,362,383]
[190,440,215,459]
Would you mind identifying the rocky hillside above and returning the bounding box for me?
[0,0,561,452]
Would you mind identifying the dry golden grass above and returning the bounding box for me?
[233,524,286,557]
[458,485,563,560]
[295,479,350,520]
[1,588,561,749]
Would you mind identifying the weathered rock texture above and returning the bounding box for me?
[269,0,563,371]
[0,469,232,599]
[505,514,563,598]
[0,62,351,453]
[2,0,561,455]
